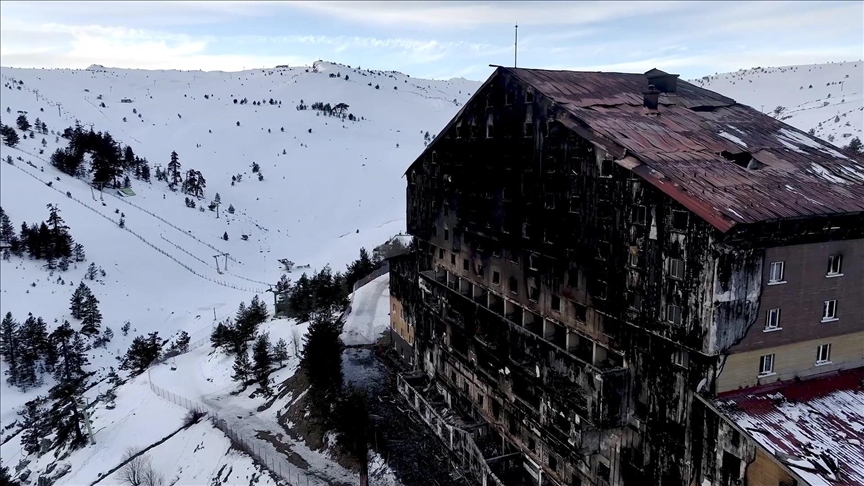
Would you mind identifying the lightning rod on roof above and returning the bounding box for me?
[514,24,519,68]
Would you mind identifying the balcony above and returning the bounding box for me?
[419,270,629,428]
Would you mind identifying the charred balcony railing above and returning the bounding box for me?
[396,373,506,486]
[419,270,629,428]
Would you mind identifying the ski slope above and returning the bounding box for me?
[691,60,863,147]
[0,61,476,484]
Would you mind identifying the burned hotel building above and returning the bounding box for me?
[389,66,864,485]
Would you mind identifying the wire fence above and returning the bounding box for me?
[3,151,266,294]
[147,355,331,485]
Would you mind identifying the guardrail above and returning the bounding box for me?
[352,263,390,293]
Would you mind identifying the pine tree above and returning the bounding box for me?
[173,330,190,353]
[73,243,86,262]
[0,312,20,387]
[118,332,161,375]
[86,262,99,280]
[1,124,20,147]
[252,333,272,394]
[70,282,90,319]
[231,344,251,383]
[47,380,88,451]
[301,312,344,426]
[334,388,372,485]
[140,160,151,182]
[167,151,182,190]
[17,314,47,390]
[46,204,73,259]
[80,293,102,336]
[222,231,229,241]
[0,207,15,244]
[20,399,45,454]
[16,114,30,131]
[273,338,288,366]
[210,321,230,350]
[248,295,269,324]
[227,204,235,214]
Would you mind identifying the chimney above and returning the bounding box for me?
[644,68,680,93]
[643,85,660,110]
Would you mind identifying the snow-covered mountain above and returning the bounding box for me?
[1,59,861,485]
[0,61,477,485]
[690,60,863,147]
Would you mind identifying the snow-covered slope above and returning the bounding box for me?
[0,61,478,484]
[690,60,863,147]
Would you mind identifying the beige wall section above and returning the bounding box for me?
[717,331,864,393]
[746,448,797,486]
[390,296,414,345]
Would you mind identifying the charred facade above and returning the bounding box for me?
[391,66,864,486]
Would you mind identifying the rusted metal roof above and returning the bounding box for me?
[715,367,864,486]
[507,67,864,233]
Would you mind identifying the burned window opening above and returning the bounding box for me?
[671,210,689,231]
[690,105,717,112]
[505,91,514,106]
[599,159,614,178]
[526,90,535,103]
[720,150,764,170]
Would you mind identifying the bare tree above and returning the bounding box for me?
[119,448,164,486]
[120,448,145,486]
[143,463,165,486]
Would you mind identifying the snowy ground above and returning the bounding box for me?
[342,273,391,346]
[690,60,863,147]
[1,60,472,484]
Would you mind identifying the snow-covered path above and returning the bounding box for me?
[342,273,391,346]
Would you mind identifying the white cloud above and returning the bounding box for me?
[283,1,692,28]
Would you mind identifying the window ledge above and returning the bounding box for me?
[758,372,776,378]
[767,280,787,286]
[826,273,844,278]
[821,317,839,323]
[763,327,783,333]
[815,360,833,367]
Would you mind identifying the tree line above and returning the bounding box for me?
[1,204,84,270]
[51,121,151,187]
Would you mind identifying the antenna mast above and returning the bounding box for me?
[514,24,519,68]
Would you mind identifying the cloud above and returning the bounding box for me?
[283,1,692,29]
[0,1,859,79]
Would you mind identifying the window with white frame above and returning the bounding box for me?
[827,254,843,276]
[666,304,682,325]
[672,350,685,367]
[528,253,539,271]
[816,344,832,364]
[768,261,785,283]
[758,354,775,376]
[822,300,837,321]
[668,258,685,280]
[765,308,781,331]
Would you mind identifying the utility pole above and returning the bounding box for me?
[75,397,96,445]
[514,24,518,68]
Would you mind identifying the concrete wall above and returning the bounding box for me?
[717,330,864,393]
[732,239,863,353]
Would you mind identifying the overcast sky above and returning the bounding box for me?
[1,1,862,80]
